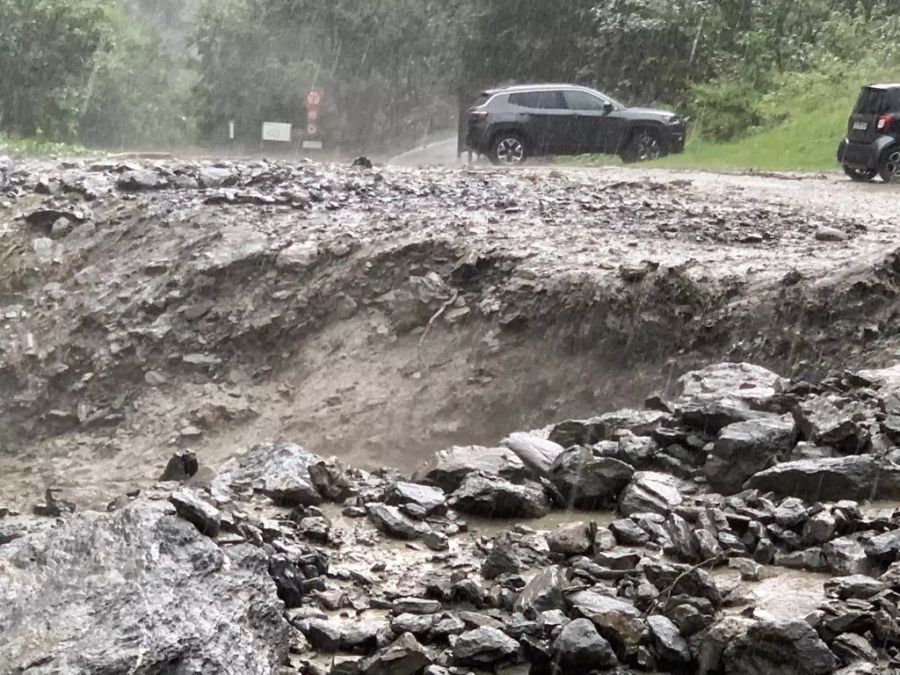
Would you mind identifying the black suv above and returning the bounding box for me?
[838,83,900,182]
[460,84,685,165]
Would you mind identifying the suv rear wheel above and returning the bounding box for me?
[843,165,877,182]
[620,129,662,163]
[879,146,900,182]
[490,134,527,165]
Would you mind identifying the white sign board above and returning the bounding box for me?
[262,122,292,142]
[302,140,323,150]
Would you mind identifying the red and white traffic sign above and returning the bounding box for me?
[306,89,323,108]
[307,109,319,122]
[307,123,318,136]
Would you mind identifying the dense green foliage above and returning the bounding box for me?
[2,0,900,158]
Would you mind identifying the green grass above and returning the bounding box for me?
[0,134,89,158]
[577,61,900,173]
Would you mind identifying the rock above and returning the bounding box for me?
[864,528,900,565]
[618,471,682,516]
[552,618,618,673]
[32,236,54,263]
[815,226,848,242]
[745,455,888,501]
[825,575,886,601]
[729,557,763,581]
[387,481,447,515]
[212,442,323,506]
[880,561,900,589]
[367,503,429,540]
[452,627,519,667]
[704,416,796,493]
[678,362,787,405]
[567,590,644,650]
[694,616,755,674]
[160,451,199,481]
[502,431,564,476]
[546,521,593,556]
[823,536,872,576]
[49,217,72,239]
[515,565,566,613]
[643,562,722,607]
[303,618,344,651]
[795,394,874,454]
[551,447,634,509]
[392,598,442,615]
[169,489,221,537]
[416,445,526,492]
[451,473,549,518]
[198,166,235,188]
[481,537,522,579]
[118,168,167,191]
[723,619,837,675]
[774,497,808,529]
[679,396,766,434]
[830,633,877,666]
[647,614,691,665]
[804,509,837,545]
[0,500,288,672]
[32,486,77,517]
[363,633,431,675]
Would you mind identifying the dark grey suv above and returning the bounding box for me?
[460,84,686,165]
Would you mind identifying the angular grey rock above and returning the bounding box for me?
[774,497,808,529]
[567,590,644,650]
[363,632,431,675]
[678,395,763,434]
[795,394,874,454]
[677,362,787,405]
[212,442,323,506]
[823,536,872,576]
[0,500,288,673]
[515,565,566,613]
[618,471,682,516]
[552,617,618,673]
[303,618,344,651]
[830,633,877,666]
[481,537,521,579]
[117,168,167,191]
[864,527,900,565]
[502,431,564,476]
[803,509,837,545]
[647,614,691,665]
[643,562,722,607]
[387,481,447,515]
[160,450,199,482]
[451,473,549,519]
[551,446,634,509]
[392,598,442,615]
[723,619,837,675]
[367,503,429,540]
[169,489,221,537]
[416,445,526,492]
[824,575,886,601]
[694,615,755,675]
[745,455,890,501]
[452,627,519,667]
[545,521,593,556]
[704,416,796,493]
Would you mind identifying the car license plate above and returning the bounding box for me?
[853,121,868,130]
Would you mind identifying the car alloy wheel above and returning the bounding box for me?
[635,132,661,161]
[495,137,525,164]
[883,148,900,182]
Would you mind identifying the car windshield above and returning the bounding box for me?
[854,87,900,115]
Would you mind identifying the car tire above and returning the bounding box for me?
[489,133,528,165]
[620,128,663,164]
[879,146,900,183]
[842,165,876,182]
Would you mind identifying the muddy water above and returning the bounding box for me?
[715,567,829,622]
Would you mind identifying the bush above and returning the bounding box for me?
[688,80,764,142]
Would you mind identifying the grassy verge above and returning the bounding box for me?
[0,135,89,158]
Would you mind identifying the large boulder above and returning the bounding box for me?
[452,627,519,667]
[856,363,900,414]
[677,362,787,405]
[618,471,683,516]
[567,590,644,651]
[552,618,618,673]
[515,565,567,613]
[367,503,430,540]
[451,473,549,519]
[549,410,672,448]
[794,394,875,454]
[551,447,634,509]
[745,455,900,501]
[502,431,564,476]
[387,481,447,515]
[0,500,289,673]
[704,416,796,494]
[415,445,527,492]
[723,619,837,675]
[211,442,323,506]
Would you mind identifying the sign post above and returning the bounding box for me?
[303,89,324,150]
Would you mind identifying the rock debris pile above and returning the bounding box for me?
[2,361,900,674]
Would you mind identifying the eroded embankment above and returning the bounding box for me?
[1,158,899,507]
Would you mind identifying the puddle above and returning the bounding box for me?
[716,566,829,622]
[859,500,900,520]
[466,510,618,539]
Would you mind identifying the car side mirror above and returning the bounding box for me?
[602,102,614,113]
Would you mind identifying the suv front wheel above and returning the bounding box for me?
[489,134,528,165]
[879,146,900,182]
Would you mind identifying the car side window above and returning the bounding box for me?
[509,91,567,110]
[564,90,609,112]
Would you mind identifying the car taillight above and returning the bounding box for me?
[470,111,488,122]
[878,114,892,132]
